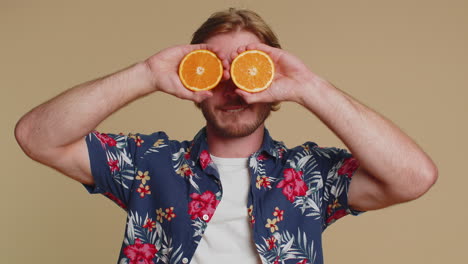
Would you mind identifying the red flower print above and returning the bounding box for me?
[257,154,268,161]
[326,209,348,224]
[176,164,194,177]
[273,256,280,264]
[266,236,277,250]
[164,207,176,221]
[103,192,127,209]
[256,176,271,189]
[107,159,120,172]
[137,184,151,198]
[277,168,308,202]
[184,167,194,177]
[188,190,219,222]
[278,148,285,158]
[143,218,156,232]
[184,148,191,160]
[273,207,284,222]
[297,259,309,264]
[134,136,144,147]
[327,199,341,215]
[338,157,359,178]
[199,150,212,169]
[94,131,117,147]
[248,205,255,226]
[255,176,267,189]
[123,238,157,264]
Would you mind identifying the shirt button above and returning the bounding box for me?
[182,258,189,264]
[202,214,210,221]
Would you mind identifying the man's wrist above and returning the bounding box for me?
[139,60,159,94]
[294,75,329,106]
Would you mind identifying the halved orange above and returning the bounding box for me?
[178,49,223,91]
[230,50,275,93]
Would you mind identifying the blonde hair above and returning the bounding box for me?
[191,8,281,49]
[192,8,281,111]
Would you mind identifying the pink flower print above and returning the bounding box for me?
[123,238,157,264]
[257,154,268,161]
[188,190,219,222]
[142,218,156,232]
[137,184,151,198]
[199,150,212,169]
[338,157,359,178]
[107,159,120,172]
[277,168,308,202]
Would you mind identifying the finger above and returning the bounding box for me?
[177,88,213,103]
[236,45,247,55]
[209,45,226,61]
[180,43,207,55]
[222,58,231,80]
[192,90,213,103]
[235,89,268,105]
[230,50,239,61]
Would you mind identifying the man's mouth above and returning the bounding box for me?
[221,105,248,113]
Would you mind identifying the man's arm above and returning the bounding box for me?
[296,80,438,211]
[233,43,438,211]
[15,44,219,185]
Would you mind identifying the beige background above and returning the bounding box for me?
[2,0,466,263]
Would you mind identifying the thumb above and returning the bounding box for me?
[192,91,213,103]
[235,89,270,105]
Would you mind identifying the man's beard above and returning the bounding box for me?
[200,103,271,138]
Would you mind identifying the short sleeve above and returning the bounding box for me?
[84,131,164,210]
[314,146,362,229]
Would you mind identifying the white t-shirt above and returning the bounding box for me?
[191,155,260,264]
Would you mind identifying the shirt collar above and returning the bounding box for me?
[190,127,282,167]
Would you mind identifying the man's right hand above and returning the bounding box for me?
[145,44,229,103]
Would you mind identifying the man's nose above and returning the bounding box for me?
[222,80,239,98]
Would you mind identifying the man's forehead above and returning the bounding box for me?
[205,30,262,55]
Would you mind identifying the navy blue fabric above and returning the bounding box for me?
[84,128,361,264]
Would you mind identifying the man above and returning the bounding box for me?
[15,8,437,264]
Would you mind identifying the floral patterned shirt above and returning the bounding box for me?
[85,128,361,264]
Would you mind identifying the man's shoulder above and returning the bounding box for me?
[87,130,197,155]
[279,140,350,162]
[132,131,196,152]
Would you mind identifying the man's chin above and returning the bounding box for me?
[209,123,260,138]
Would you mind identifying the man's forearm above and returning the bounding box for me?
[299,78,437,203]
[15,62,154,157]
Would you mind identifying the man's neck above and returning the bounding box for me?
[206,125,265,158]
